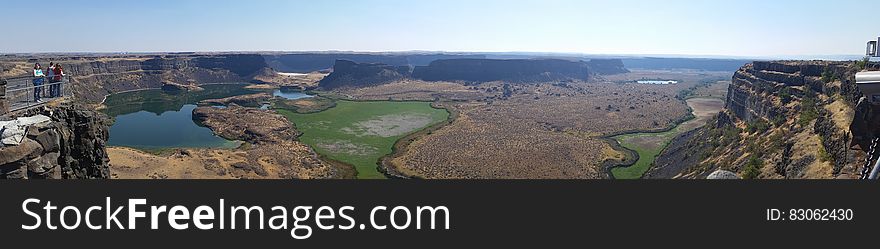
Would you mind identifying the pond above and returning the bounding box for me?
[103,84,259,150]
[637,80,678,85]
[273,89,313,100]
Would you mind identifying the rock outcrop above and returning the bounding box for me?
[0,104,110,179]
[587,59,629,75]
[412,59,591,83]
[264,53,487,72]
[726,61,852,122]
[319,60,411,89]
[9,54,272,102]
[189,105,352,179]
[651,61,865,179]
[199,93,272,107]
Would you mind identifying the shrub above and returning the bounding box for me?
[747,120,770,134]
[818,146,832,163]
[856,56,870,70]
[742,155,763,179]
[779,87,793,104]
[821,68,837,83]
[798,92,819,127]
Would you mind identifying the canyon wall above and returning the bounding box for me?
[65,54,270,102]
[651,61,864,179]
[587,59,630,75]
[264,53,487,73]
[0,104,110,179]
[621,57,751,72]
[319,60,411,89]
[412,59,591,83]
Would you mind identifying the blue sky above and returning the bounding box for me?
[2,0,878,58]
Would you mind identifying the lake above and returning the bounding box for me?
[273,89,313,100]
[103,84,260,150]
[637,80,678,85]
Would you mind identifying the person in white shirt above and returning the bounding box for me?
[32,63,45,102]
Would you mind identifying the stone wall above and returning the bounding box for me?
[0,104,110,179]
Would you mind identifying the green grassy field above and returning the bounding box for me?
[277,100,449,179]
[610,131,678,179]
[611,98,725,179]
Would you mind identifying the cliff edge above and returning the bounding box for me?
[650,61,865,179]
[0,103,110,179]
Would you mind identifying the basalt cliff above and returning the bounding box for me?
[412,58,592,83]
[0,103,110,179]
[319,60,412,89]
[318,58,630,89]
[650,61,868,179]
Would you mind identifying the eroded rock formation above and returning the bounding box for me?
[651,61,864,179]
[188,106,352,179]
[319,60,411,89]
[587,59,629,75]
[6,54,272,102]
[0,104,110,179]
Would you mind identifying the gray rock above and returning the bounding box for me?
[0,139,43,165]
[707,170,741,179]
[0,161,28,179]
[31,129,60,153]
[27,152,60,174]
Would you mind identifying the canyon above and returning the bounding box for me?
[650,61,867,179]
[2,51,872,180]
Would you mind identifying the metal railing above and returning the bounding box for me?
[4,75,72,112]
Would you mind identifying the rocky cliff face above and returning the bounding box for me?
[412,59,591,83]
[725,61,854,122]
[651,61,864,179]
[65,54,270,102]
[587,59,629,75]
[264,53,487,73]
[0,104,110,179]
[319,60,411,89]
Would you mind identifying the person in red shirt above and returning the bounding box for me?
[51,64,64,97]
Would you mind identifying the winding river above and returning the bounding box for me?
[610,98,725,179]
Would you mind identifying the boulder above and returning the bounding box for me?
[27,152,60,175]
[707,170,741,179]
[30,128,60,153]
[0,139,42,165]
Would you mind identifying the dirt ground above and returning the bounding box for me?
[341,113,435,137]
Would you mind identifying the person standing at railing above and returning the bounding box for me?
[46,63,56,98]
[52,64,64,97]
[32,63,45,102]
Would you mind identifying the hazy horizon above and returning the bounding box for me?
[2,0,878,59]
